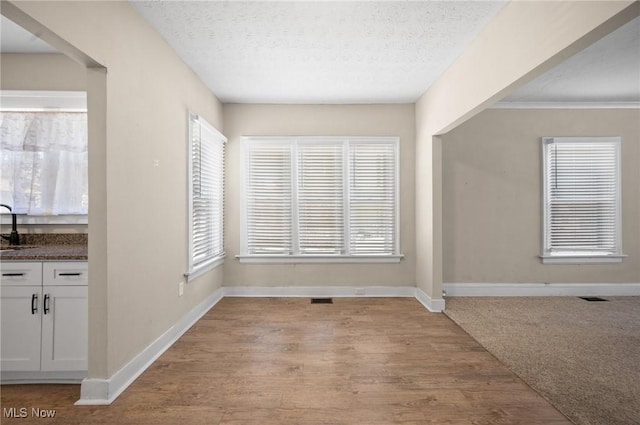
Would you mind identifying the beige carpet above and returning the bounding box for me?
[444,296,640,425]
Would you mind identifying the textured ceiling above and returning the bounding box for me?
[504,16,640,103]
[2,3,636,105]
[131,1,507,104]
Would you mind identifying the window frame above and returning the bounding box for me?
[0,90,88,223]
[540,136,624,264]
[185,112,226,282]
[238,136,402,264]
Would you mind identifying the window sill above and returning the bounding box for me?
[236,254,403,264]
[540,254,626,264]
[1,215,88,225]
[184,254,225,283]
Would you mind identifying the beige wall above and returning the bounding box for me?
[4,1,225,378]
[1,53,88,234]
[442,108,640,284]
[1,53,86,90]
[415,1,638,300]
[223,104,416,287]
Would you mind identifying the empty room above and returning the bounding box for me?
[0,1,638,424]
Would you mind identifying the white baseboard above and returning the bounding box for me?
[76,287,224,405]
[1,370,86,384]
[415,288,445,312]
[223,285,416,298]
[443,282,640,297]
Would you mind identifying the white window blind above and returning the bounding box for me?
[241,137,400,262]
[542,136,622,261]
[298,141,344,255]
[187,113,226,279]
[244,142,293,255]
[349,141,397,255]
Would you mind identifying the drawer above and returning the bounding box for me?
[0,262,43,286]
[42,262,88,286]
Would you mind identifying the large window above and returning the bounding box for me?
[186,113,226,281]
[240,136,401,263]
[541,136,623,264]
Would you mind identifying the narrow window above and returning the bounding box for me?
[186,113,226,281]
[541,136,623,264]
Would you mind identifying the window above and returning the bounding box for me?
[240,136,401,263]
[186,113,226,281]
[0,91,88,218]
[541,136,623,264]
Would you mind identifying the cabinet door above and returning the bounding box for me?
[0,287,42,371]
[40,286,88,371]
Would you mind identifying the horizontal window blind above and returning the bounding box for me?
[298,141,344,254]
[245,142,293,255]
[242,137,399,258]
[349,142,397,255]
[189,114,225,270]
[542,137,621,256]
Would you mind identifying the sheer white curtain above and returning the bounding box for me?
[0,112,88,215]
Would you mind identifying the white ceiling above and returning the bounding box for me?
[504,16,640,104]
[130,1,507,104]
[2,3,638,105]
[0,15,57,53]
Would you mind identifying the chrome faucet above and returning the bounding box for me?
[0,204,20,245]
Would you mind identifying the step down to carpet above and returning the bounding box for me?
[310,298,333,304]
[578,296,609,302]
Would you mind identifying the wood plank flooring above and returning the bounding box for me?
[1,297,572,424]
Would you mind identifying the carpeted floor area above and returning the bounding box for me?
[444,296,640,425]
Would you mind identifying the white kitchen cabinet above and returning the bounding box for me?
[41,285,88,371]
[0,286,42,371]
[1,261,87,380]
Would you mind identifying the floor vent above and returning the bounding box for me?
[579,297,609,302]
[310,298,333,304]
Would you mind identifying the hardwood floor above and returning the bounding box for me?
[1,297,571,424]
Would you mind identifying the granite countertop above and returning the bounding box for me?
[0,245,88,261]
[0,233,88,261]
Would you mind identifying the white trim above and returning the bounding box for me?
[0,214,88,225]
[235,254,403,264]
[223,285,416,298]
[241,136,400,143]
[443,282,640,297]
[414,288,445,312]
[0,90,87,111]
[1,370,86,384]
[492,101,640,109]
[541,136,622,259]
[76,287,224,405]
[540,255,625,264]
[240,136,400,257]
[186,112,227,281]
[184,254,225,283]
